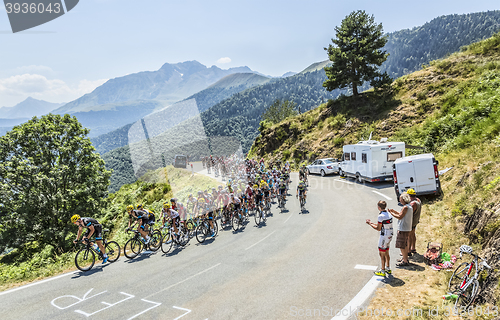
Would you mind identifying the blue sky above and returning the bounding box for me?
[0,0,499,107]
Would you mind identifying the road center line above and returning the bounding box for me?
[245,231,277,251]
[145,263,221,299]
[0,271,75,297]
[354,265,377,271]
[331,276,385,320]
[371,190,392,201]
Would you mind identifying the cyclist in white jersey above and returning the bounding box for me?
[366,200,393,276]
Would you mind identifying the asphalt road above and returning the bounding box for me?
[0,167,401,320]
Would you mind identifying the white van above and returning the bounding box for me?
[339,139,405,182]
[393,153,441,198]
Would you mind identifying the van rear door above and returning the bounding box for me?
[396,160,416,192]
[413,158,436,193]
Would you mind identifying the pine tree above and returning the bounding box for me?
[323,10,390,96]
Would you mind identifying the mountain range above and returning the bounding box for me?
[0,97,63,120]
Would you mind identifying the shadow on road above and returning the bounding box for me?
[71,266,106,278]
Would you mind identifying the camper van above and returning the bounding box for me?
[393,153,441,198]
[339,139,405,183]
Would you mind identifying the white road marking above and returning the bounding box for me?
[372,191,392,201]
[331,276,385,320]
[75,292,134,317]
[145,263,221,299]
[127,299,162,320]
[172,306,192,320]
[245,231,277,251]
[0,271,75,297]
[284,214,293,224]
[51,288,107,310]
[354,265,377,271]
[336,179,354,185]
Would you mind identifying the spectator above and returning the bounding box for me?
[366,200,393,276]
[389,193,413,267]
[407,188,421,256]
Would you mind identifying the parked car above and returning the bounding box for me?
[306,158,340,177]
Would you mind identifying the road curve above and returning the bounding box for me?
[0,170,400,320]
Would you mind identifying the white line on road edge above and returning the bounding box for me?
[145,263,221,299]
[284,214,293,224]
[372,191,392,201]
[335,179,354,185]
[354,265,377,271]
[0,271,75,297]
[331,276,384,320]
[245,230,277,251]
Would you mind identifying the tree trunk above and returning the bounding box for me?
[352,84,358,96]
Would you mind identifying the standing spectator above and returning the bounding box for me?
[407,188,421,256]
[366,201,393,277]
[366,200,393,276]
[389,193,413,267]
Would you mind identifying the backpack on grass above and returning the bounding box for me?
[424,242,442,265]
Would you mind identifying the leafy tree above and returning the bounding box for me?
[0,114,111,253]
[323,10,390,96]
[261,99,298,125]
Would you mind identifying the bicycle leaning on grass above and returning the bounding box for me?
[448,244,491,309]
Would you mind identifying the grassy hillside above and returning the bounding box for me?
[250,32,500,308]
[0,165,220,291]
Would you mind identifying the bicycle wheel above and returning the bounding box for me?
[185,220,196,238]
[211,219,219,236]
[75,248,95,272]
[232,214,240,231]
[161,233,173,254]
[149,230,162,252]
[449,262,470,293]
[262,209,268,222]
[177,228,190,246]
[105,241,120,263]
[254,209,262,226]
[124,238,142,259]
[196,223,209,243]
[455,279,479,309]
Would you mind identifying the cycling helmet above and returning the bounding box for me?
[253,184,258,189]
[406,188,416,195]
[126,205,134,211]
[136,204,143,209]
[170,198,177,203]
[71,214,80,223]
[188,193,193,198]
[212,187,216,191]
[198,198,206,204]
[460,245,473,255]
[163,202,171,209]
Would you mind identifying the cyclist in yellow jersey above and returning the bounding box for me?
[296,180,308,203]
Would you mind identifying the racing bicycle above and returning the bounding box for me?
[74,229,120,272]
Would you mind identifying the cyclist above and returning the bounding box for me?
[278,179,287,207]
[296,180,307,204]
[71,214,108,263]
[253,184,264,213]
[260,180,271,208]
[230,193,242,218]
[162,202,180,236]
[186,194,196,217]
[171,198,187,229]
[299,165,307,182]
[127,204,152,244]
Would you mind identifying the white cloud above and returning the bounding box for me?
[0,74,107,107]
[216,57,231,64]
